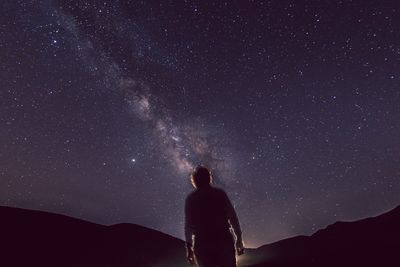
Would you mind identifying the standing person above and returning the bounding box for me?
[185,166,244,267]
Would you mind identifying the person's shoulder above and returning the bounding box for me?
[211,186,227,196]
[185,190,197,201]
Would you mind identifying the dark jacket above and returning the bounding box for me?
[184,185,242,250]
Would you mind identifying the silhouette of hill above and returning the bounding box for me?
[240,205,400,267]
[0,206,189,267]
[1,205,399,267]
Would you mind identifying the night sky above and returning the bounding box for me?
[1,0,400,247]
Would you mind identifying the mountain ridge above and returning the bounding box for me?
[1,204,399,266]
[0,205,188,267]
[240,204,400,267]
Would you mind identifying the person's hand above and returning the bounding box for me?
[186,248,195,265]
[235,239,244,256]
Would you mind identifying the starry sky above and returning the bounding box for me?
[1,0,400,247]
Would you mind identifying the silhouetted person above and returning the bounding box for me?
[185,166,244,267]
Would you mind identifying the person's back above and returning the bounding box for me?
[185,166,244,267]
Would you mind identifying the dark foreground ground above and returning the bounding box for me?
[1,204,399,267]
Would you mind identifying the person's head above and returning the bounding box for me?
[190,165,212,188]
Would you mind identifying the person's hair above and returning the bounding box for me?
[190,166,212,188]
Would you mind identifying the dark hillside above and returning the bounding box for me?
[2,205,399,267]
[0,206,188,267]
[241,205,400,267]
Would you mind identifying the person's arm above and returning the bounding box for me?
[223,191,244,254]
[184,197,195,263]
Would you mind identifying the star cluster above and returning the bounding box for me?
[1,0,400,247]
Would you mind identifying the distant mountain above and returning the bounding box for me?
[240,205,400,267]
[2,205,399,267]
[0,206,189,267]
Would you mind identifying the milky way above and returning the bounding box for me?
[1,0,400,247]
[52,2,229,176]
